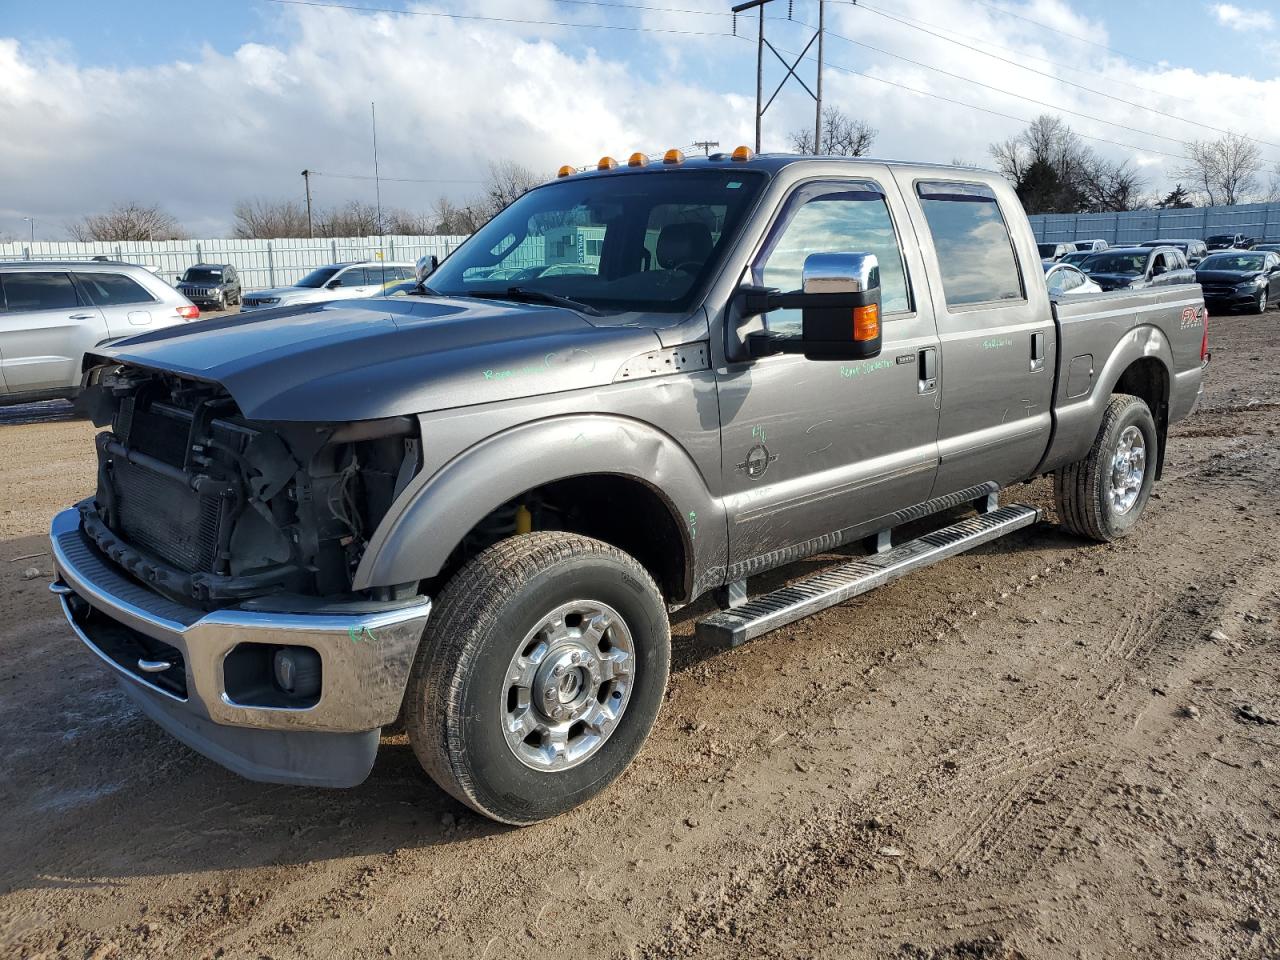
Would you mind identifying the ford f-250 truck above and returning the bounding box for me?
[49,152,1208,825]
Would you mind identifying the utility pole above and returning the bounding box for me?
[731,0,826,154]
[693,140,720,156]
[21,217,34,244]
[300,169,313,239]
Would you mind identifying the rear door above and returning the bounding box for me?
[0,270,105,394]
[894,176,1055,496]
[75,270,163,337]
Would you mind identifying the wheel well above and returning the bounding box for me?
[1113,357,1170,478]
[429,474,689,603]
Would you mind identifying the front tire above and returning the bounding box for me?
[1054,393,1158,542]
[405,533,671,824]
[1254,289,1268,314]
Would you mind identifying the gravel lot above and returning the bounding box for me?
[1,311,1278,960]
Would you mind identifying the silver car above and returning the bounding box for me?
[0,260,200,406]
[240,261,416,310]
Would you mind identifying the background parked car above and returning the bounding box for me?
[240,261,416,310]
[1140,239,1208,266]
[1206,233,1248,250]
[175,263,242,311]
[1057,250,1096,268]
[0,260,200,406]
[1037,242,1077,262]
[1252,242,1280,255]
[1077,246,1196,291]
[1194,250,1280,314]
[1074,239,1109,252]
[1043,262,1103,297]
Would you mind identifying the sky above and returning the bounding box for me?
[1,0,1278,240]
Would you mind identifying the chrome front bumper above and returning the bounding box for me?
[49,508,431,787]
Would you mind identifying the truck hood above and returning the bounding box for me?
[95,296,664,421]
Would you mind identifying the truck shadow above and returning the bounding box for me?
[0,507,1082,894]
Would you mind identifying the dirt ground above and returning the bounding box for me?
[1,312,1278,960]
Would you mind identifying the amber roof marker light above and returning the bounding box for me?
[556,165,575,178]
[731,145,754,161]
[628,152,649,167]
[597,156,618,171]
[663,148,685,165]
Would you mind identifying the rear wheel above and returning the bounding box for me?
[405,533,670,824]
[1054,393,1158,542]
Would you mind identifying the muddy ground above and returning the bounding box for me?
[1,312,1278,960]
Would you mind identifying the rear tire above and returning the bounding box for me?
[405,533,670,825]
[1054,393,1158,543]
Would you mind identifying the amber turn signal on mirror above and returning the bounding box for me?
[854,304,880,342]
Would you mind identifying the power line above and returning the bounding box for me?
[266,0,732,36]
[310,170,485,184]
[853,2,1280,155]
[807,23,1202,155]
[965,0,1164,69]
[768,37,1192,162]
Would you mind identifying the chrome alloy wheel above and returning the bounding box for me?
[1109,425,1147,515]
[501,600,635,771]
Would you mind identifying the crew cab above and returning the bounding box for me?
[50,153,1208,825]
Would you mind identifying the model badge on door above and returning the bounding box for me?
[737,444,777,480]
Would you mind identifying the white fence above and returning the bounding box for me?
[1029,202,1280,245]
[0,235,471,292]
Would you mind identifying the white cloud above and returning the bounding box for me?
[1,0,1278,239]
[1211,3,1276,31]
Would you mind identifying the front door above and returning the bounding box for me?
[717,174,941,577]
[894,176,1055,496]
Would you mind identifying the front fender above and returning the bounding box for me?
[352,414,726,602]
[1037,323,1174,475]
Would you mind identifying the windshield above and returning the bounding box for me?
[427,169,766,313]
[182,268,223,283]
[295,266,341,288]
[1199,254,1265,272]
[1206,236,1235,244]
[1081,252,1147,275]
[1037,243,1060,258]
[1059,251,1092,266]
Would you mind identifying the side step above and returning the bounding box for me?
[696,504,1042,648]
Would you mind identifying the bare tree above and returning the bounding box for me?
[1178,133,1262,206]
[428,196,482,235]
[69,202,185,241]
[990,115,1095,213]
[232,198,310,239]
[314,200,380,237]
[790,107,877,157]
[1079,157,1147,213]
[1265,163,1280,204]
[475,161,542,219]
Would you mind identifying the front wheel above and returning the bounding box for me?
[1054,393,1158,542]
[1254,289,1268,314]
[405,533,671,824]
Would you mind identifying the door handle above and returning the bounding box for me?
[918,347,938,394]
[1030,332,1046,373]
[68,313,96,320]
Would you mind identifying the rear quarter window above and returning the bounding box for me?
[916,181,1024,308]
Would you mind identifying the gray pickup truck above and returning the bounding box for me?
[50,154,1207,824]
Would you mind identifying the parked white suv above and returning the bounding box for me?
[0,261,200,407]
[240,261,416,311]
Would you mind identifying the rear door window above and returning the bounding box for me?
[0,272,81,311]
[77,272,156,306]
[915,181,1024,307]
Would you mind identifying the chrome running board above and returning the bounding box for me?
[696,504,1042,648]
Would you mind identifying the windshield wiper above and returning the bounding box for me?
[469,286,601,316]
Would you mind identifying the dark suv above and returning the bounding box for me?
[175,263,242,311]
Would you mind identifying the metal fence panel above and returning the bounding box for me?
[1029,202,1280,245]
[0,235,471,291]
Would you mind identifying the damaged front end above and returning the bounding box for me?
[79,362,421,608]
